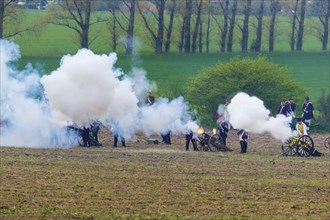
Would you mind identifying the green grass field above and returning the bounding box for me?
[19,51,329,101]
[10,10,329,101]
[13,10,329,56]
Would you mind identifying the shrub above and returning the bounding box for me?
[185,56,306,126]
[315,89,330,131]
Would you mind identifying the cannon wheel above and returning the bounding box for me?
[65,127,79,146]
[195,139,204,151]
[324,136,330,148]
[281,137,297,156]
[89,135,101,147]
[78,135,84,146]
[58,127,78,146]
[296,135,314,157]
[208,134,223,152]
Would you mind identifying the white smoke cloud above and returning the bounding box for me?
[40,49,139,127]
[0,40,56,147]
[227,92,292,142]
[139,96,198,136]
[124,67,157,105]
[216,104,230,124]
[41,48,199,141]
[1,40,199,147]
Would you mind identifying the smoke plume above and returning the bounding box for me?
[1,40,198,147]
[0,40,55,147]
[41,49,139,127]
[227,92,292,142]
[139,96,198,136]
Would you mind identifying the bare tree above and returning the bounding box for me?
[227,0,238,52]
[0,0,13,38]
[205,0,211,53]
[191,0,202,53]
[198,18,202,52]
[164,0,176,53]
[108,1,122,52]
[178,1,185,53]
[178,22,185,52]
[269,0,280,52]
[311,0,329,50]
[113,0,136,55]
[110,7,117,52]
[137,0,165,53]
[290,0,299,52]
[240,0,252,52]
[254,0,265,52]
[211,0,229,52]
[220,0,229,52]
[47,0,105,49]
[0,0,39,39]
[320,0,330,50]
[296,0,307,51]
[183,0,192,53]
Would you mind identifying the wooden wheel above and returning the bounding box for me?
[324,136,330,148]
[296,135,314,157]
[208,134,223,152]
[281,137,296,156]
[195,139,203,151]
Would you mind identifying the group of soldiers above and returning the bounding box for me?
[278,97,314,126]
[81,91,167,147]
[186,96,315,154]
[82,95,315,151]
[278,97,314,136]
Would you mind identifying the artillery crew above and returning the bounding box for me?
[218,121,229,147]
[296,118,308,136]
[237,129,249,153]
[302,97,314,128]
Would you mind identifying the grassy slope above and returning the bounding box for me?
[14,10,327,56]
[13,10,329,100]
[1,145,329,219]
[19,51,329,100]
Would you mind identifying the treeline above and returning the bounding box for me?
[1,0,329,54]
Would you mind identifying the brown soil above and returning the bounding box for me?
[97,125,330,156]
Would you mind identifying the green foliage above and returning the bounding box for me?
[19,52,329,101]
[185,56,307,126]
[315,89,330,131]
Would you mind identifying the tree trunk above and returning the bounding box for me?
[165,0,176,53]
[80,0,91,49]
[192,0,202,53]
[0,0,4,38]
[184,0,192,53]
[241,0,252,52]
[199,21,202,53]
[112,8,117,52]
[290,0,299,52]
[322,0,330,50]
[296,0,307,51]
[255,0,265,52]
[179,18,185,53]
[227,0,237,52]
[137,0,165,53]
[155,0,165,53]
[81,28,89,49]
[269,0,278,52]
[126,0,136,55]
[206,0,211,53]
[220,0,229,53]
